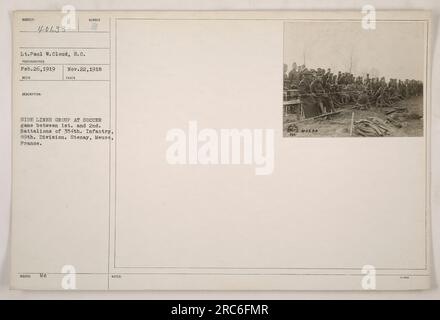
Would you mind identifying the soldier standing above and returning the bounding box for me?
[288,62,300,89]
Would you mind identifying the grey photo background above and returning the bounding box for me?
[284,21,425,81]
[0,0,439,299]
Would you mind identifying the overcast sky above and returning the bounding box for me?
[284,21,426,81]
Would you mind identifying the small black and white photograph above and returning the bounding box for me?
[283,21,426,137]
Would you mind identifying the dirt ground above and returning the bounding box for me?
[283,96,424,137]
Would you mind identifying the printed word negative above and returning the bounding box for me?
[166,121,274,175]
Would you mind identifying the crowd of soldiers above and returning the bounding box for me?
[283,62,423,113]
